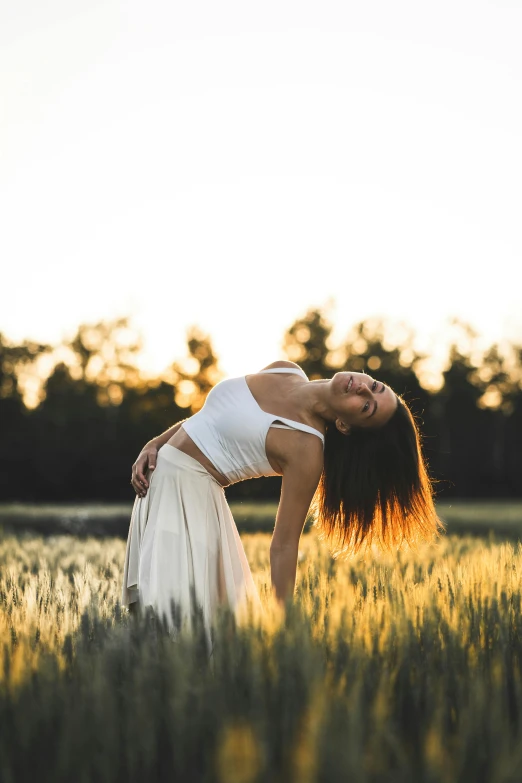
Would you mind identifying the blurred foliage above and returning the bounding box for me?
[1,307,522,502]
[282,308,334,380]
[169,326,224,412]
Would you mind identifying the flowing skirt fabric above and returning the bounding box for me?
[121,444,261,638]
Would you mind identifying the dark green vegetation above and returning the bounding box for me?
[2,531,522,782]
[2,308,522,504]
[2,500,522,540]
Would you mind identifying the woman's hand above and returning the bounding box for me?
[131,441,158,497]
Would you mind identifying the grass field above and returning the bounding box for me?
[2,520,522,782]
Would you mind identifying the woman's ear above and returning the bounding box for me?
[335,418,351,436]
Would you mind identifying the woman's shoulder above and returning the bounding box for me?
[259,360,304,372]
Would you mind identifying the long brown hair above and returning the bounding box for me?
[311,395,445,557]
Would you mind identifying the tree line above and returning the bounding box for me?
[1,309,521,503]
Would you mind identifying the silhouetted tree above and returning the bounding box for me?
[504,344,522,493]
[67,316,143,404]
[169,326,224,413]
[0,317,224,501]
[438,324,522,496]
[0,333,51,499]
[282,308,335,379]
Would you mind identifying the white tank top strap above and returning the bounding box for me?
[258,367,307,378]
[269,416,325,444]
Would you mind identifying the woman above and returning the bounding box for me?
[121,360,443,636]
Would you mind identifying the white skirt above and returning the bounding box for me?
[121,444,262,638]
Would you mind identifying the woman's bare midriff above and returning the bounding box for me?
[166,427,231,487]
[166,424,285,487]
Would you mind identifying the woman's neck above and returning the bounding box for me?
[292,377,336,425]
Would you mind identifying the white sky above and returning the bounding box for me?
[1,0,521,381]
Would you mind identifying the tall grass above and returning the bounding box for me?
[2,530,522,782]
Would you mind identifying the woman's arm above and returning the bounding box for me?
[270,442,323,605]
[153,419,188,448]
[130,419,188,496]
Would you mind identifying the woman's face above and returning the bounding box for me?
[330,371,398,432]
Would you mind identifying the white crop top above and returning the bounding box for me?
[181,367,325,484]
